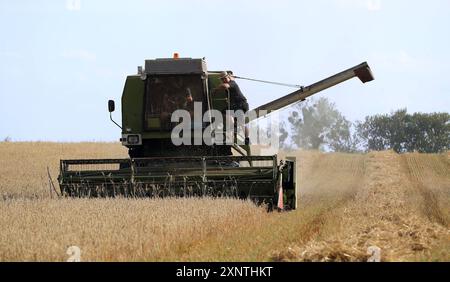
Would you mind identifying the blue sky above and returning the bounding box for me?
[1,0,449,141]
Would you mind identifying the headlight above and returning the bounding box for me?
[127,135,140,145]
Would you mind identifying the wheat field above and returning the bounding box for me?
[0,142,448,261]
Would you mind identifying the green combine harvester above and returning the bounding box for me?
[58,54,374,210]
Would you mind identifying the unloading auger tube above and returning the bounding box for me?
[247,62,374,121]
[58,56,374,211]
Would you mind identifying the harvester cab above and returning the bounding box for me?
[58,54,374,211]
[110,56,251,159]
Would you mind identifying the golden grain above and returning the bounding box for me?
[0,142,448,261]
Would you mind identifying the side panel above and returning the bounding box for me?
[121,75,145,135]
[284,157,298,210]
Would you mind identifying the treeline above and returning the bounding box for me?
[280,97,449,153]
[355,109,449,153]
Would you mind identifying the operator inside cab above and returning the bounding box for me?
[216,71,250,145]
[182,88,195,117]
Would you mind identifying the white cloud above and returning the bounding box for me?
[66,0,81,11]
[61,49,96,61]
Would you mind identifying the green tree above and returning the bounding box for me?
[256,120,290,149]
[288,97,355,152]
[356,109,449,153]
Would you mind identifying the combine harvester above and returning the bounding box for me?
[58,54,374,210]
